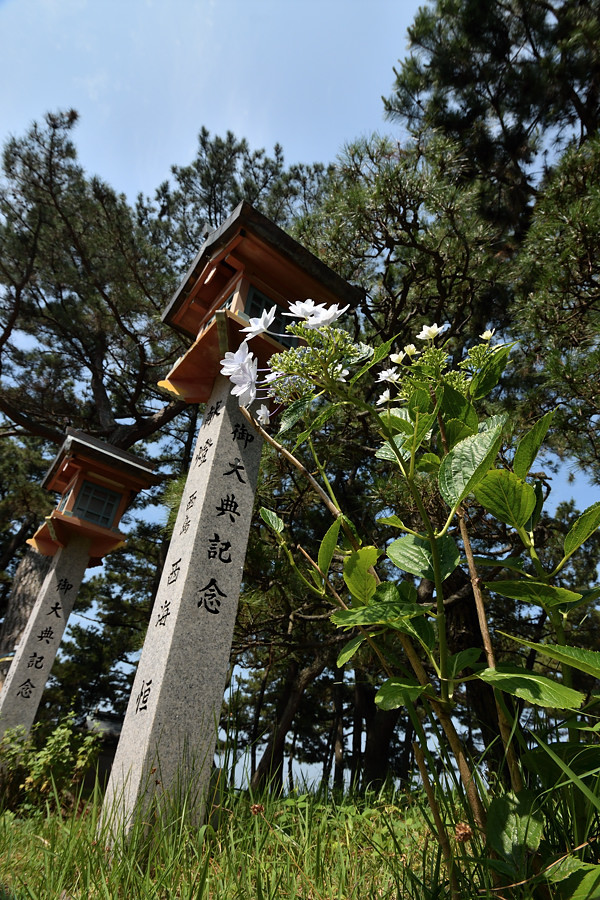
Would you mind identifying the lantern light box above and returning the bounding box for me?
[158,201,364,404]
[27,428,162,566]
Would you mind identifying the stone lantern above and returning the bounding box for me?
[102,202,362,833]
[0,429,161,738]
[28,428,162,566]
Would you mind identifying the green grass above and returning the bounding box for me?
[0,786,437,900]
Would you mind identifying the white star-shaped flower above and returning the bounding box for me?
[220,341,253,377]
[283,299,328,319]
[305,303,349,329]
[241,305,277,340]
[377,367,400,384]
[416,323,449,341]
[256,404,271,426]
[480,328,495,341]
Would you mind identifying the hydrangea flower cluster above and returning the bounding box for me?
[220,302,497,428]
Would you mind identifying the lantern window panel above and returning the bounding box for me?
[72,481,122,528]
[244,286,297,348]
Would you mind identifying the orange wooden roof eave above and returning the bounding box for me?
[26,511,127,565]
[162,201,364,340]
[158,310,286,405]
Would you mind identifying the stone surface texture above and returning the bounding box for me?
[102,376,263,831]
[0,533,90,737]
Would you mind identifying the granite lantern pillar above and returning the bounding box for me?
[0,430,161,738]
[102,201,363,832]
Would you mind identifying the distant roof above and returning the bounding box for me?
[162,200,364,328]
[41,427,161,491]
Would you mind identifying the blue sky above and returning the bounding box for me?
[0,0,420,200]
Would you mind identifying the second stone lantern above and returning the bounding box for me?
[102,201,362,832]
[0,428,161,739]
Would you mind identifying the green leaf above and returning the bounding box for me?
[500,634,600,681]
[407,386,432,419]
[472,555,526,574]
[513,410,555,479]
[523,478,544,532]
[444,418,476,449]
[375,434,410,464]
[479,413,508,432]
[564,501,600,559]
[549,863,600,900]
[292,402,342,449]
[343,546,380,605]
[438,426,503,508]
[259,507,284,533]
[318,519,341,580]
[277,395,313,434]
[440,383,478,430]
[351,336,396,385]
[448,648,482,677]
[469,344,512,400]
[416,452,440,474]
[337,634,366,667]
[476,666,584,709]
[331,598,428,628]
[486,790,543,875]
[376,514,405,529]
[375,677,430,710]
[486,579,583,610]
[382,407,414,436]
[473,469,536,527]
[387,533,460,582]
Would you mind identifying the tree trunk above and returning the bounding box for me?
[0,548,52,690]
[250,652,327,793]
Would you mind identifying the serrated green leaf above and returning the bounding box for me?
[387,533,460,582]
[479,413,508,432]
[375,435,410,464]
[500,634,600,681]
[277,395,313,434]
[438,426,503,508]
[444,418,477,449]
[375,677,430,710]
[337,634,366,667]
[474,469,536,528]
[476,666,584,709]
[318,519,341,580]
[564,501,600,559]
[470,344,512,400]
[331,598,428,628]
[513,410,555,479]
[440,383,479,431]
[407,387,432,419]
[259,507,284,533]
[343,546,380,605]
[350,336,396,385]
[416,452,441,473]
[486,579,583,610]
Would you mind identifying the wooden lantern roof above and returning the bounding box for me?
[162,201,363,339]
[28,428,162,566]
[159,202,363,403]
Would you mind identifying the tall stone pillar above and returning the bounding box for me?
[102,376,262,830]
[0,533,90,737]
